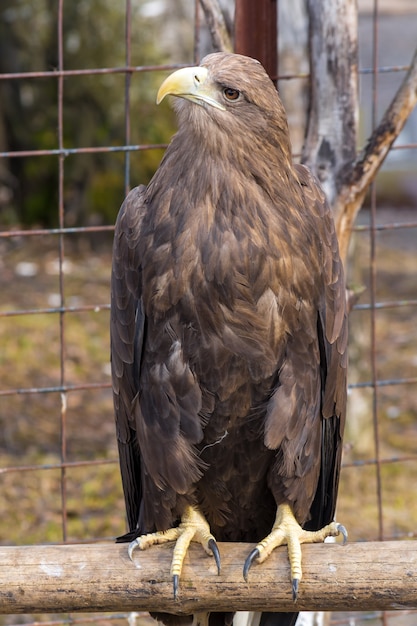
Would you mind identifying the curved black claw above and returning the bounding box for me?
[243,547,260,582]
[208,538,221,575]
[173,574,179,600]
[127,538,140,561]
[292,578,299,602]
[337,523,348,545]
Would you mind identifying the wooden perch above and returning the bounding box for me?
[1,541,417,614]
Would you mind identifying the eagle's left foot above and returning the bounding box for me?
[243,503,347,600]
[128,505,221,599]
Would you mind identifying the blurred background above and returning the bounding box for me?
[0,1,416,625]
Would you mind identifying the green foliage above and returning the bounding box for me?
[0,0,183,227]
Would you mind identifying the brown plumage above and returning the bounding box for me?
[111,52,347,626]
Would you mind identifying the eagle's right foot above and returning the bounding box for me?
[128,504,221,599]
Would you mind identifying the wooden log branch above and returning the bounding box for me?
[301,2,417,268]
[335,44,417,264]
[302,0,358,209]
[199,0,233,52]
[1,541,417,614]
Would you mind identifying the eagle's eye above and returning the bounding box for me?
[223,87,241,101]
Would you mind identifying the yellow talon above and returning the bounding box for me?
[243,503,347,600]
[128,505,220,599]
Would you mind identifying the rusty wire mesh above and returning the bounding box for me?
[0,1,416,626]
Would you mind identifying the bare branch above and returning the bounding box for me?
[336,45,417,264]
[1,541,417,614]
[199,0,233,52]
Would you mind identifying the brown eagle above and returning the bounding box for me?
[111,52,347,626]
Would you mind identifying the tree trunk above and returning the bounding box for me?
[302,0,358,212]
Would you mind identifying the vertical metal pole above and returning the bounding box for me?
[234,0,278,83]
[370,0,387,624]
[57,0,68,543]
[124,0,132,196]
[370,0,384,545]
[194,0,201,64]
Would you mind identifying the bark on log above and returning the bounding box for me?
[302,0,358,209]
[0,541,416,614]
[301,1,417,268]
[199,0,233,52]
[335,44,417,264]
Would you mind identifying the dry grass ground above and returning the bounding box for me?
[338,208,417,544]
[0,234,123,547]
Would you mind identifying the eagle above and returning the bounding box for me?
[111,52,347,626]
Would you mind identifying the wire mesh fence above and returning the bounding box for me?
[0,1,416,625]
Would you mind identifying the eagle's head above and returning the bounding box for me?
[156,52,291,159]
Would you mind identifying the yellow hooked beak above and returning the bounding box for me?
[156,66,226,111]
